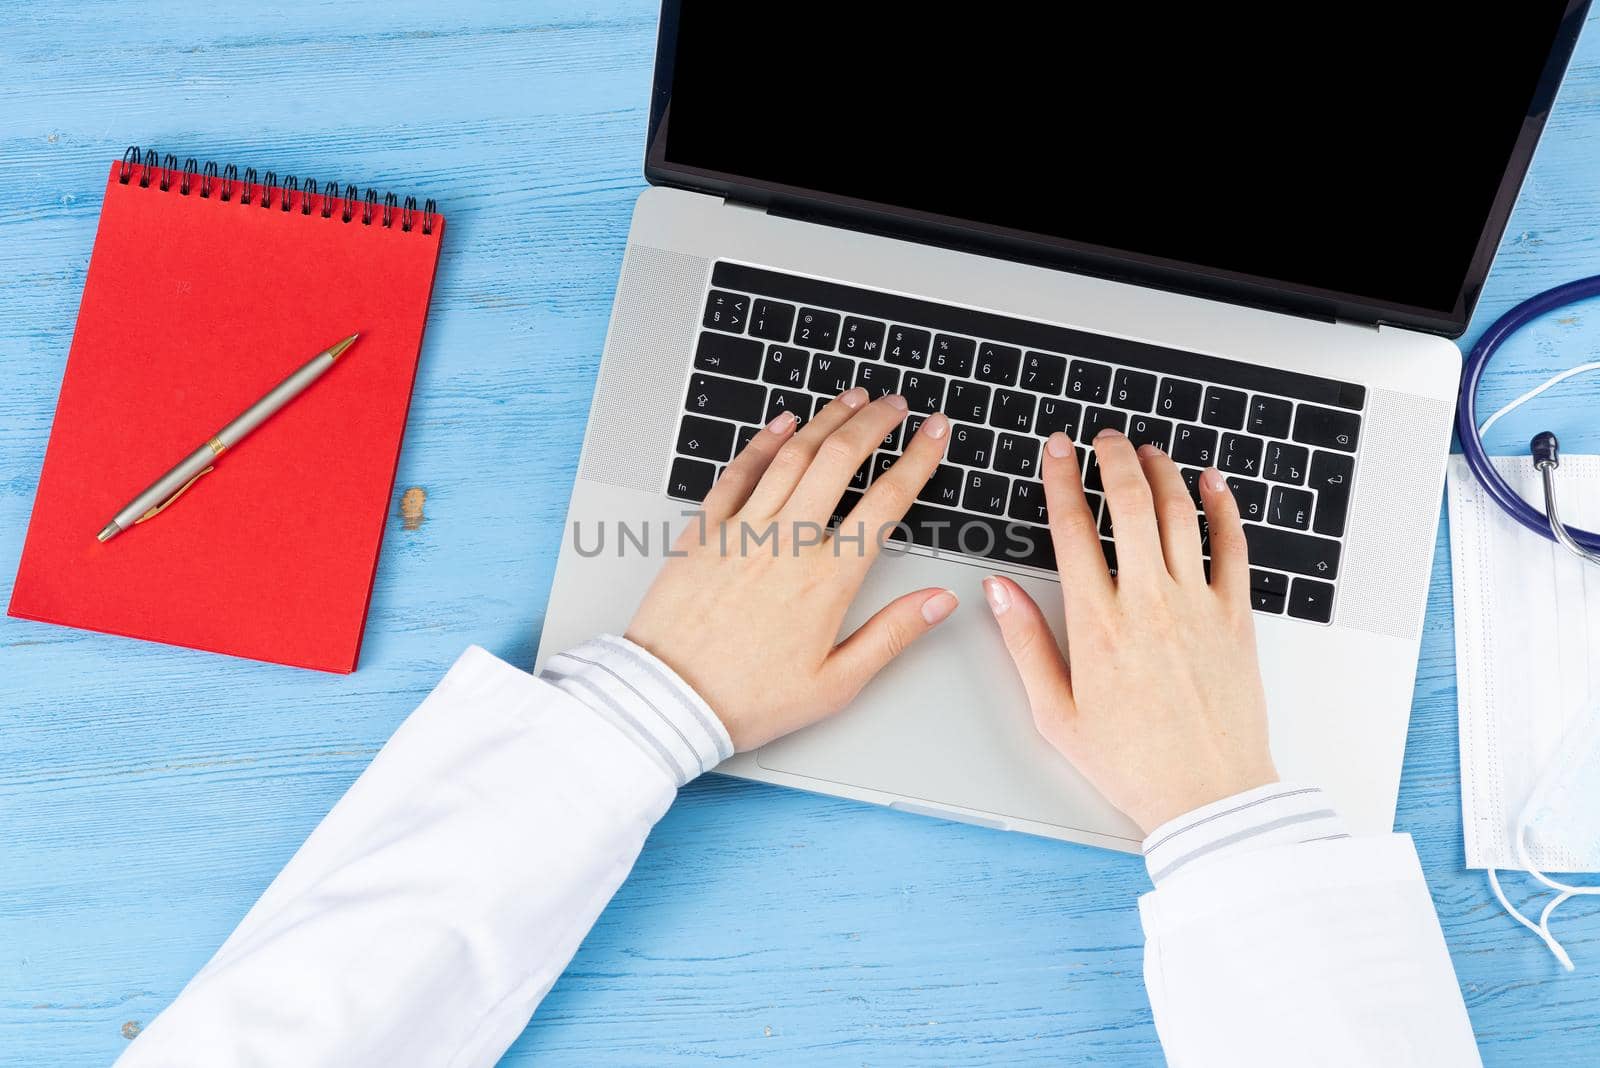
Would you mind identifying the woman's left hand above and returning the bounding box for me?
[626,388,957,751]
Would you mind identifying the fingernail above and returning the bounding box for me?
[983,576,1011,616]
[920,589,959,625]
[1094,428,1124,443]
[884,393,908,411]
[840,387,868,409]
[1201,467,1227,493]
[920,412,950,440]
[1046,432,1073,458]
[766,410,796,433]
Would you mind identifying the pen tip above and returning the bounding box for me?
[328,334,358,360]
[97,522,120,543]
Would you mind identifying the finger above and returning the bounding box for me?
[1199,467,1251,605]
[839,412,950,564]
[824,586,959,703]
[982,575,1076,742]
[740,387,869,518]
[780,394,911,522]
[1039,432,1116,607]
[698,409,799,520]
[1091,429,1165,583]
[1136,444,1204,583]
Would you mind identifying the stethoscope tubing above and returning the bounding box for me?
[1457,275,1600,555]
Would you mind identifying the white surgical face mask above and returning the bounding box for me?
[1447,451,1600,970]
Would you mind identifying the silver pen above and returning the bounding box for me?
[97,333,359,543]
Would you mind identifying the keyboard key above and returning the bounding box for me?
[1099,505,1115,539]
[1127,415,1174,452]
[1294,404,1361,452]
[1264,441,1309,484]
[795,308,839,351]
[1112,369,1158,412]
[737,425,761,453]
[851,458,871,490]
[1067,360,1111,404]
[919,463,965,506]
[931,334,976,376]
[1101,538,1118,576]
[870,452,898,483]
[963,470,1011,515]
[884,325,931,368]
[1022,351,1067,394]
[762,345,809,388]
[995,433,1040,477]
[1310,450,1355,537]
[1243,524,1342,579]
[855,361,901,399]
[702,290,749,334]
[841,316,885,358]
[812,395,831,421]
[990,389,1036,432]
[1197,513,1211,555]
[808,353,856,396]
[1082,406,1127,438]
[882,422,905,451]
[1084,450,1104,491]
[686,373,766,423]
[1202,386,1247,429]
[1157,378,1202,421]
[888,502,1055,571]
[1249,569,1288,613]
[765,388,811,427]
[1035,398,1082,438]
[829,489,864,527]
[1288,577,1336,623]
[1171,424,1217,467]
[1180,466,1203,505]
[1219,433,1264,476]
[1009,478,1049,523]
[667,456,715,502]
[1083,488,1104,523]
[947,380,991,423]
[676,415,735,461]
[1268,485,1314,530]
[1248,396,1293,438]
[750,298,795,342]
[975,343,1022,385]
[948,424,995,467]
[1227,476,1268,521]
[902,371,947,413]
[694,332,763,378]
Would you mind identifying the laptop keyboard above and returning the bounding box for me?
[670,262,1366,625]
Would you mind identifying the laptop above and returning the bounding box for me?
[538,3,1589,851]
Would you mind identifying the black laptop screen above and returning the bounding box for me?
[651,3,1581,330]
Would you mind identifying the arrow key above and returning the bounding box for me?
[1288,576,1335,624]
[1310,450,1355,537]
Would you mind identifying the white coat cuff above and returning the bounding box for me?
[539,634,734,786]
[1142,783,1350,885]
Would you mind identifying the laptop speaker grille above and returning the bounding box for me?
[579,244,711,492]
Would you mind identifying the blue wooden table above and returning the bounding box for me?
[5,4,1600,1064]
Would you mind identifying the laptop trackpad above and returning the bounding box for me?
[755,551,1140,844]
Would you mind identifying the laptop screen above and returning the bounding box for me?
[647,3,1584,333]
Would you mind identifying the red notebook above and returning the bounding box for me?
[9,149,444,673]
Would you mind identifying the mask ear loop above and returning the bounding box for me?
[1477,360,1600,437]
[1485,714,1600,971]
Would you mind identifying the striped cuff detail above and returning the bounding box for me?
[1142,783,1350,886]
[540,635,734,787]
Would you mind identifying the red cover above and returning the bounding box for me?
[9,160,443,672]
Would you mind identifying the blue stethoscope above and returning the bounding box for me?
[1459,275,1600,565]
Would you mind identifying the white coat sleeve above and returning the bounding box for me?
[1138,784,1482,1067]
[116,635,732,1068]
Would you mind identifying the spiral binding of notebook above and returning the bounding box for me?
[117,146,437,234]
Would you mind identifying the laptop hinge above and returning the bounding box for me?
[722,195,767,215]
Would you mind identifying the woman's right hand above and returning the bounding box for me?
[983,429,1279,835]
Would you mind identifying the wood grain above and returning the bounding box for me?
[3,3,1600,1064]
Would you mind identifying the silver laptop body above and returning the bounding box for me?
[536,4,1586,851]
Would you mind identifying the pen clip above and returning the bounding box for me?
[135,466,214,524]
